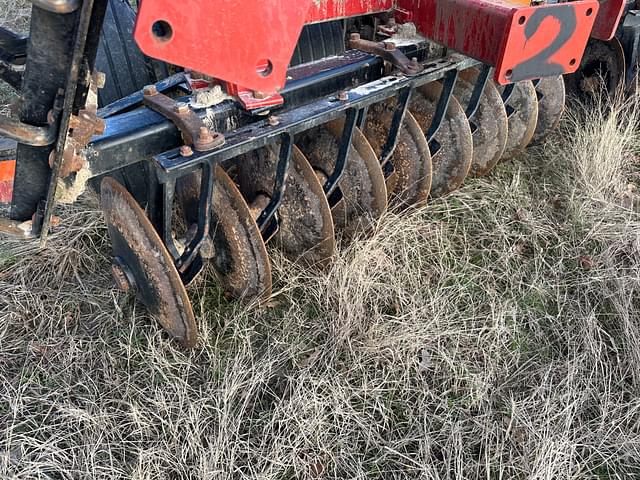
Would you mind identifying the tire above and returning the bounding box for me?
[93,0,169,206]
[95,0,157,107]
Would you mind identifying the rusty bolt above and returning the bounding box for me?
[338,91,349,101]
[47,109,57,125]
[253,91,268,99]
[180,145,194,157]
[268,116,280,127]
[111,258,136,293]
[111,262,132,293]
[198,126,214,143]
[200,237,215,259]
[384,41,396,51]
[143,84,158,96]
[350,32,361,42]
[95,71,107,89]
[94,118,106,136]
[174,102,189,115]
[68,115,81,130]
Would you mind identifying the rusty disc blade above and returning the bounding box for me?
[362,100,432,206]
[409,82,473,197]
[531,75,565,145]
[457,68,508,177]
[498,80,539,161]
[175,168,272,301]
[211,166,272,301]
[564,37,626,99]
[296,119,387,239]
[100,177,198,348]
[236,144,336,267]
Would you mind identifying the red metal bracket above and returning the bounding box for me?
[591,0,626,40]
[225,82,285,111]
[134,0,316,93]
[397,0,600,85]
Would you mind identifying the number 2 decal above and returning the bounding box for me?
[509,7,578,82]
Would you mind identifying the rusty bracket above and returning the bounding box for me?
[31,0,80,14]
[142,86,225,152]
[0,93,62,147]
[0,217,34,238]
[50,72,106,178]
[348,33,422,76]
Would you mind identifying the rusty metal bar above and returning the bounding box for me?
[31,0,80,14]
[0,217,33,238]
[0,114,58,146]
[39,0,98,245]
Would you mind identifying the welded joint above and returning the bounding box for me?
[31,0,81,14]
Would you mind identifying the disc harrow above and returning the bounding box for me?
[0,0,636,347]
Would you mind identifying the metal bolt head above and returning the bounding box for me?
[180,145,194,157]
[95,71,107,89]
[174,102,189,115]
[253,91,268,99]
[199,126,213,141]
[111,262,132,293]
[68,115,81,130]
[338,91,349,101]
[94,118,106,136]
[268,116,280,126]
[199,237,215,259]
[143,84,158,96]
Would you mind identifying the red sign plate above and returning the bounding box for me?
[398,0,600,85]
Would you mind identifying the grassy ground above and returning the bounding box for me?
[3,6,640,480]
[0,1,29,115]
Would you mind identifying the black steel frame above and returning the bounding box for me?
[142,54,481,281]
[1,5,491,284]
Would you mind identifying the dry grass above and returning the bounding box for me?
[0,0,30,115]
[3,6,640,479]
[1,95,640,478]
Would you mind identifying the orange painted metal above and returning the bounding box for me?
[0,159,15,204]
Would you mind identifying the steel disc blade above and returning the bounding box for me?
[564,38,626,99]
[236,145,336,267]
[498,80,539,160]
[211,166,273,301]
[100,177,198,348]
[296,119,387,238]
[362,100,432,206]
[531,75,565,145]
[409,82,473,197]
[457,68,508,177]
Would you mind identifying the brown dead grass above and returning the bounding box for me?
[1,94,640,478]
[3,5,640,479]
[0,0,30,114]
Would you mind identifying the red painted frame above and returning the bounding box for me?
[134,0,607,92]
[397,0,600,84]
